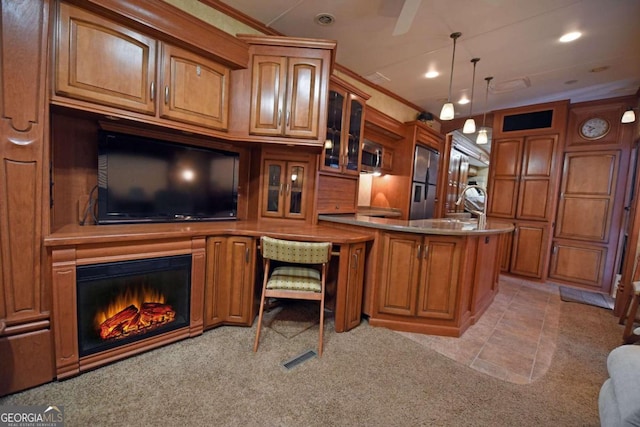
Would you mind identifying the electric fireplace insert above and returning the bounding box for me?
[76,255,191,357]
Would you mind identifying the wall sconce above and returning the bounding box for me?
[622,108,637,123]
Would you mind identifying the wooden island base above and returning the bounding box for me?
[320,215,514,337]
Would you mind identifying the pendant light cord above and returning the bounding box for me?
[481,76,493,128]
[468,58,480,117]
[447,32,462,102]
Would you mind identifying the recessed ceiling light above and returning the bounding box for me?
[314,13,335,26]
[559,31,581,43]
[590,66,610,73]
[425,71,439,79]
[565,79,578,85]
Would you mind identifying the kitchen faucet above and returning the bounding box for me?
[455,184,487,229]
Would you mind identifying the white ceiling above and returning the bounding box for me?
[219,0,640,120]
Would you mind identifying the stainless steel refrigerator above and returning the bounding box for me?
[410,145,439,220]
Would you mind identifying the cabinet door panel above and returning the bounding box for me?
[472,235,500,314]
[345,243,366,330]
[487,179,519,217]
[555,151,619,242]
[284,162,308,219]
[517,179,551,220]
[249,55,286,135]
[549,242,606,287]
[160,44,229,130]
[262,161,286,218]
[226,237,255,325]
[285,58,322,138]
[487,138,523,218]
[345,98,364,174]
[517,135,557,220]
[491,139,522,177]
[322,89,346,171]
[316,174,357,214]
[521,135,556,176]
[416,238,460,320]
[56,3,156,114]
[499,231,513,272]
[378,234,421,316]
[204,237,225,327]
[510,223,548,278]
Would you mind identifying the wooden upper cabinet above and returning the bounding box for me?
[321,77,369,175]
[56,2,157,114]
[249,55,287,135]
[55,3,231,131]
[249,54,322,138]
[487,135,557,221]
[159,43,229,130]
[237,35,335,145]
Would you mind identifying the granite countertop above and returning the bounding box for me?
[356,207,403,218]
[318,214,514,236]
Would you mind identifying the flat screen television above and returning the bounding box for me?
[97,130,239,224]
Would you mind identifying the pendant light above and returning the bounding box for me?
[476,76,493,145]
[439,32,462,121]
[462,58,480,134]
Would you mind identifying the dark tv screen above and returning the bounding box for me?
[97,131,239,224]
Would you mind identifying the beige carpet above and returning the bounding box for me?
[0,294,625,426]
[262,300,322,339]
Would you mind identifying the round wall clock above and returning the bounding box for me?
[579,117,610,140]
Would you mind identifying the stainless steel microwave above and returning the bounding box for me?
[361,139,382,172]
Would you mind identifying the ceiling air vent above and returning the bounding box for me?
[364,71,391,85]
[492,77,531,93]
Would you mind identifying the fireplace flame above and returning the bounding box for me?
[95,284,166,326]
[95,284,175,340]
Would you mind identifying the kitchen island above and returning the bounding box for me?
[319,215,514,337]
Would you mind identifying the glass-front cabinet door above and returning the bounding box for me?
[285,163,307,219]
[345,97,364,174]
[320,85,366,176]
[322,89,345,171]
[262,160,308,219]
[263,160,285,217]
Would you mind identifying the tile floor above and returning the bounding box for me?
[398,275,563,384]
